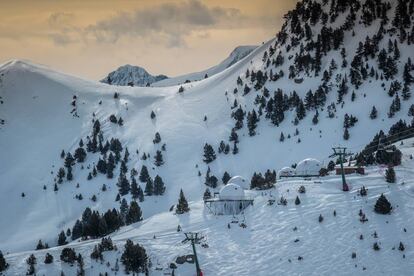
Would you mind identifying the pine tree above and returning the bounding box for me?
[139,165,150,183]
[58,230,67,246]
[66,166,73,181]
[222,171,231,184]
[279,132,285,142]
[176,189,190,214]
[247,110,258,136]
[64,153,75,168]
[44,253,54,264]
[154,150,164,166]
[121,240,148,273]
[126,201,143,225]
[229,128,239,143]
[106,153,115,179]
[77,253,85,276]
[117,117,124,126]
[385,166,396,183]
[312,110,319,125]
[130,176,139,200]
[343,127,350,140]
[144,177,153,196]
[137,186,144,202]
[204,166,218,188]
[296,100,306,120]
[203,143,216,163]
[153,175,166,195]
[90,245,103,261]
[57,167,65,183]
[374,194,392,214]
[120,160,128,174]
[26,254,36,275]
[402,84,411,100]
[120,199,129,222]
[150,110,156,119]
[232,142,239,155]
[408,104,414,117]
[203,188,212,200]
[0,250,8,272]
[117,173,130,196]
[36,239,45,250]
[295,196,301,205]
[370,106,378,119]
[74,147,87,163]
[153,132,161,144]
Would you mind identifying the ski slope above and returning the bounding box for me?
[3,138,414,275]
[0,31,412,254]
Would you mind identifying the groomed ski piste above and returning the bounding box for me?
[3,138,414,275]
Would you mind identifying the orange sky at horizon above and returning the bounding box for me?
[0,0,297,80]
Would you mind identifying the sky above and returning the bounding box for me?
[0,0,297,80]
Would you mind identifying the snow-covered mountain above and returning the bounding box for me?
[152,45,257,87]
[1,0,414,275]
[100,64,168,87]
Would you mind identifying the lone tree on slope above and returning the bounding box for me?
[374,194,392,214]
[385,165,396,183]
[176,189,190,214]
[203,143,216,164]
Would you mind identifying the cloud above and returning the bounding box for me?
[48,12,75,27]
[84,0,248,47]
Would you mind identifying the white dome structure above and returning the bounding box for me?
[277,167,296,178]
[296,158,322,176]
[228,176,249,190]
[219,183,245,200]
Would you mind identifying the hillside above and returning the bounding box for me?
[1,0,414,275]
[3,139,414,275]
[152,45,257,87]
[100,64,168,87]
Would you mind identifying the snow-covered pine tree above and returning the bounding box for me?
[203,143,216,163]
[385,165,396,183]
[374,194,392,214]
[153,175,166,195]
[176,189,190,214]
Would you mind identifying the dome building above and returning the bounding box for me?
[219,183,245,200]
[277,167,296,178]
[227,176,249,190]
[295,158,322,176]
[204,183,253,215]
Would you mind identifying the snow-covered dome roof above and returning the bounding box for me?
[296,158,322,176]
[219,183,245,200]
[228,176,249,190]
[277,167,296,178]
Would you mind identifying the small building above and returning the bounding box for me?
[295,158,322,176]
[277,167,296,178]
[335,166,365,175]
[228,175,249,190]
[204,184,253,215]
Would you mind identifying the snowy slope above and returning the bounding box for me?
[100,64,168,87]
[152,45,257,87]
[3,138,414,275]
[1,0,414,274]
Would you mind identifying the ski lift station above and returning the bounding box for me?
[204,183,254,215]
[278,158,322,178]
